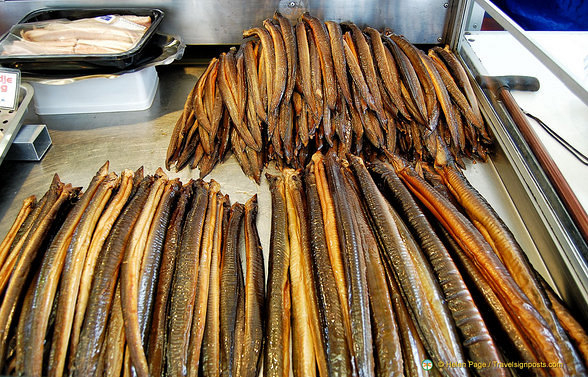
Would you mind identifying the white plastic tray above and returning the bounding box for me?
[28,66,159,115]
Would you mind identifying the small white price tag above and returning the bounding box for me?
[0,68,21,111]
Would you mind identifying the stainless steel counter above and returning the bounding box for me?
[0,62,586,321]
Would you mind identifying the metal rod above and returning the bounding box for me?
[473,0,588,107]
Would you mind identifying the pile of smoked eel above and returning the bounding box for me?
[0,153,587,376]
[0,163,264,377]
[166,12,491,183]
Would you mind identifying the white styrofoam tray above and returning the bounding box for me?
[28,66,159,115]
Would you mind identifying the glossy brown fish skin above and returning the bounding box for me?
[220,203,244,377]
[73,176,154,377]
[370,159,506,377]
[274,12,297,104]
[232,129,254,182]
[0,196,43,288]
[295,22,320,118]
[243,26,275,114]
[166,180,209,377]
[138,180,181,344]
[428,54,482,130]
[391,158,568,376]
[350,155,469,377]
[47,172,119,377]
[195,58,219,133]
[62,170,134,375]
[0,175,74,370]
[206,61,224,141]
[122,174,168,377]
[278,101,295,164]
[232,248,246,376]
[364,27,408,119]
[102,281,125,377]
[237,195,265,377]
[439,164,584,375]
[345,159,403,377]
[384,260,429,377]
[201,193,227,377]
[324,153,374,377]
[325,21,352,105]
[284,170,327,377]
[176,127,200,172]
[244,41,267,122]
[0,196,35,268]
[264,174,291,377]
[147,182,192,377]
[343,34,376,114]
[383,36,427,124]
[345,23,386,123]
[26,163,108,377]
[16,275,36,376]
[418,51,462,149]
[302,13,336,110]
[386,34,437,126]
[541,280,588,366]
[437,224,546,376]
[363,110,384,149]
[167,82,198,169]
[304,165,353,376]
[308,27,324,117]
[311,153,351,339]
[219,50,258,151]
[433,46,484,127]
[187,181,221,377]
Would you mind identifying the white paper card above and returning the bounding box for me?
[0,68,21,110]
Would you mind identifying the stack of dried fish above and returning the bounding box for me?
[0,162,264,377]
[265,151,588,377]
[166,12,491,182]
[1,154,587,376]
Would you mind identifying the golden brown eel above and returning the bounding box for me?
[63,170,134,374]
[46,171,119,377]
[392,157,568,376]
[324,153,374,377]
[304,164,353,376]
[264,174,291,377]
[236,195,265,377]
[187,182,222,377]
[147,182,193,377]
[201,195,229,377]
[367,158,507,377]
[121,173,167,377]
[439,164,585,375]
[325,21,352,105]
[166,180,209,377]
[302,13,336,110]
[73,175,154,377]
[220,202,244,377]
[0,196,35,268]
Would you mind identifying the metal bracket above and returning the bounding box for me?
[6,124,52,161]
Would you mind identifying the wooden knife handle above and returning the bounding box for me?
[499,87,588,242]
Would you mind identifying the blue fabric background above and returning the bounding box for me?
[491,0,588,30]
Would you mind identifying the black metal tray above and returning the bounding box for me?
[0,8,164,71]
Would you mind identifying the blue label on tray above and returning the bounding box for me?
[96,15,116,23]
